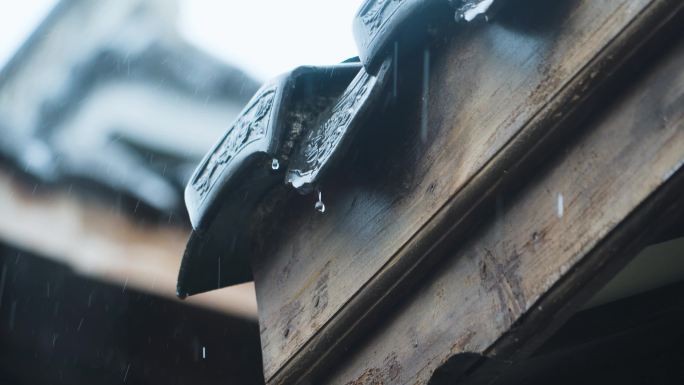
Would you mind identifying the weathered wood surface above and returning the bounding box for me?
[251,0,683,382]
[322,32,684,385]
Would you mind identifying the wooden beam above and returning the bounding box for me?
[320,29,684,385]
[251,0,684,382]
[0,168,257,319]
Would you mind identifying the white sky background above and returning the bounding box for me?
[0,0,58,70]
[178,0,364,80]
[0,0,365,81]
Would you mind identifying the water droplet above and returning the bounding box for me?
[421,47,430,143]
[123,363,131,383]
[315,190,326,213]
[271,158,280,171]
[393,41,399,99]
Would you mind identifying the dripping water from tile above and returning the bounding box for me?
[315,189,326,213]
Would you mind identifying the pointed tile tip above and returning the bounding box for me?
[176,289,188,300]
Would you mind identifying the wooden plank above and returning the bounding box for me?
[251,0,681,381]
[0,168,258,319]
[320,33,684,385]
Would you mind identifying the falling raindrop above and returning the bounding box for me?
[0,264,6,308]
[393,41,399,98]
[315,190,326,213]
[557,193,564,218]
[421,47,430,143]
[123,363,131,383]
[271,158,280,171]
[9,301,16,331]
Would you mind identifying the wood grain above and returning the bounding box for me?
[251,0,682,382]
[323,29,684,385]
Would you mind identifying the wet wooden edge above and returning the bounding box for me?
[267,1,684,384]
[327,13,684,384]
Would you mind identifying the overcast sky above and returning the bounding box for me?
[0,0,364,81]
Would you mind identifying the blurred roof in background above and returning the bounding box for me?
[0,0,260,217]
[0,2,275,382]
[0,0,265,318]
